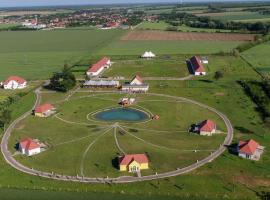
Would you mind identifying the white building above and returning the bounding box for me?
[86,57,112,77]
[121,75,149,93]
[19,138,41,156]
[238,139,264,161]
[1,76,27,90]
[141,51,156,59]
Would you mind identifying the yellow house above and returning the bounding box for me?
[34,103,55,118]
[119,154,149,172]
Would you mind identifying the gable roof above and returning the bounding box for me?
[119,154,148,165]
[190,56,205,73]
[3,76,26,85]
[20,138,40,150]
[131,75,143,84]
[239,139,259,155]
[35,103,54,113]
[199,120,216,132]
[87,57,110,73]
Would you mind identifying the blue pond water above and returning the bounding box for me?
[94,107,149,122]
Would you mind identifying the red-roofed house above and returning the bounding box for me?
[198,120,216,136]
[119,154,149,172]
[190,56,206,76]
[19,138,41,156]
[238,139,264,160]
[86,57,111,77]
[34,103,56,117]
[1,76,27,90]
[121,75,149,93]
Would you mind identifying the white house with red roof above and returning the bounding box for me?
[1,76,27,90]
[19,138,41,156]
[86,57,111,77]
[34,103,56,117]
[121,75,149,93]
[118,154,149,172]
[197,120,216,136]
[238,139,264,161]
[190,56,206,76]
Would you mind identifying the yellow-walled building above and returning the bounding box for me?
[119,154,149,172]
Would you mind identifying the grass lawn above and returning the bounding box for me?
[0,23,19,29]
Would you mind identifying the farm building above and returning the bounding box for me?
[197,120,216,136]
[34,103,56,117]
[83,80,119,88]
[141,51,156,59]
[119,154,149,172]
[1,76,27,90]
[238,139,264,161]
[121,75,149,93]
[200,57,209,64]
[86,57,112,77]
[189,56,206,76]
[19,138,41,156]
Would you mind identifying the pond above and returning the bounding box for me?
[94,107,149,122]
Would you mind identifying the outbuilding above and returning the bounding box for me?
[141,51,156,59]
[86,57,112,77]
[189,56,206,76]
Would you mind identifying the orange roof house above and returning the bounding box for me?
[119,154,149,172]
[198,120,216,136]
[238,139,264,160]
[190,56,206,76]
[34,103,55,117]
[1,76,27,89]
[86,57,111,76]
[19,138,41,156]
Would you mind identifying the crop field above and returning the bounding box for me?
[122,31,254,41]
[0,29,125,80]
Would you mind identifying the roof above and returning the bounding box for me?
[190,56,206,73]
[20,138,40,150]
[3,76,26,85]
[131,75,143,84]
[199,120,216,132]
[35,103,54,113]
[83,80,119,86]
[119,154,148,165]
[87,57,110,73]
[239,139,259,155]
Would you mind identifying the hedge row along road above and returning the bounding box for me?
[1,87,234,184]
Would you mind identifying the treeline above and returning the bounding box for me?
[239,80,270,127]
[159,12,270,33]
[235,34,270,52]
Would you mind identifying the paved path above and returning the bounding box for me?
[1,89,233,184]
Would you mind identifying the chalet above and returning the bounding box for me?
[1,76,27,90]
[34,103,56,117]
[119,154,149,172]
[189,56,206,76]
[238,139,264,161]
[19,138,41,156]
[86,57,112,77]
[83,80,119,88]
[198,120,216,136]
[121,75,149,93]
[141,51,156,59]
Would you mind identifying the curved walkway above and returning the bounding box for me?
[1,89,233,184]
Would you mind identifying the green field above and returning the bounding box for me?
[209,11,270,22]
[0,23,19,29]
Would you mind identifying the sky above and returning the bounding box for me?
[0,0,269,7]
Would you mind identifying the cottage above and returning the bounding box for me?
[119,154,149,172]
[141,51,156,59]
[189,56,206,76]
[198,120,216,136]
[238,139,264,161]
[1,76,27,90]
[83,80,119,88]
[35,103,56,117]
[121,75,149,93]
[19,138,41,156]
[86,57,111,77]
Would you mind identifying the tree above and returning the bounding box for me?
[214,71,224,80]
[0,109,11,131]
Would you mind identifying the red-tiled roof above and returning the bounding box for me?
[20,138,40,150]
[119,154,148,165]
[132,75,143,84]
[87,57,110,73]
[239,139,259,155]
[3,76,26,85]
[199,120,216,132]
[35,103,54,113]
[190,56,205,73]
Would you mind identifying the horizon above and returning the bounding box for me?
[0,0,270,8]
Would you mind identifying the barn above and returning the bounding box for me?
[86,57,111,77]
[189,56,206,76]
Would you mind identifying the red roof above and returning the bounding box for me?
[35,103,54,113]
[87,57,110,73]
[190,56,205,73]
[119,154,148,165]
[20,138,40,150]
[132,75,143,84]
[199,120,216,132]
[239,139,259,155]
[3,76,26,85]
